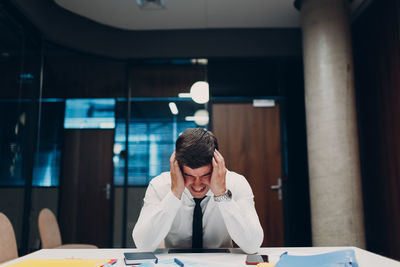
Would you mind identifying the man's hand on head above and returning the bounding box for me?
[210,150,227,197]
[170,152,185,200]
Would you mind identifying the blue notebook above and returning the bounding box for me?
[124,252,158,265]
[275,249,358,267]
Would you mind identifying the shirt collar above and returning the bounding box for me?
[183,188,213,201]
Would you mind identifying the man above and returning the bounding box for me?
[132,128,263,254]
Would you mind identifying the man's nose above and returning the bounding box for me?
[194,177,202,186]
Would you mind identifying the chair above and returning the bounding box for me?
[38,208,97,249]
[0,213,18,264]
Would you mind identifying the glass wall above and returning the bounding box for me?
[0,2,42,253]
[114,99,205,186]
[0,2,211,250]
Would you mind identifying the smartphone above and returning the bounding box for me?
[245,254,269,265]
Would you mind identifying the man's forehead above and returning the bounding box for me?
[182,164,212,176]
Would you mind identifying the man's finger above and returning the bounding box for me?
[216,150,226,167]
[173,160,180,169]
[214,151,223,164]
[216,150,225,161]
[212,157,218,168]
[170,151,176,164]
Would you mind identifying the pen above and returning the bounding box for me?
[100,259,118,267]
[108,259,118,265]
[174,258,184,267]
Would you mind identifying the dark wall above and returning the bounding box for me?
[279,59,311,247]
[43,43,126,98]
[353,0,400,260]
[130,64,205,97]
[0,2,40,99]
[208,58,280,97]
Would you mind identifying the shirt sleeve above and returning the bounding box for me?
[216,174,264,254]
[132,179,182,251]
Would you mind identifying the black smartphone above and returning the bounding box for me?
[245,254,269,265]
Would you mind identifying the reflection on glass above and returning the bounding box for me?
[32,101,65,187]
[64,98,116,129]
[113,99,207,186]
[0,101,30,186]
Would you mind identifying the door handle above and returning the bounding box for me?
[270,178,282,200]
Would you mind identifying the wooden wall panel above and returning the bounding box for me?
[131,65,205,97]
[353,0,400,259]
[43,44,126,98]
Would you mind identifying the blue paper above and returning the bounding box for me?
[274,249,358,267]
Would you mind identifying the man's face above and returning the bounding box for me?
[182,164,212,198]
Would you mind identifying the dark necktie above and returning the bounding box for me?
[192,196,206,248]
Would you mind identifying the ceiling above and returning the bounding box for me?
[54,0,301,30]
[54,0,369,31]
[7,0,371,59]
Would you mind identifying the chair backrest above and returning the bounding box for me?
[38,208,62,248]
[0,212,18,264]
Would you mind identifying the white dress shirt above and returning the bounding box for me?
[132,170,264,254]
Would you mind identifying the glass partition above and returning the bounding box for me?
[0,2,42,253]
[114,99,206,186]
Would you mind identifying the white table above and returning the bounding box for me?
[1,247,399,267]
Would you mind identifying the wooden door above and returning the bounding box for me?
[59,129,114,248]
[212,103,284,246]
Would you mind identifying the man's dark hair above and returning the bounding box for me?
[175,128,219,169]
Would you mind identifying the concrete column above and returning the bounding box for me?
[298,0,366,247]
